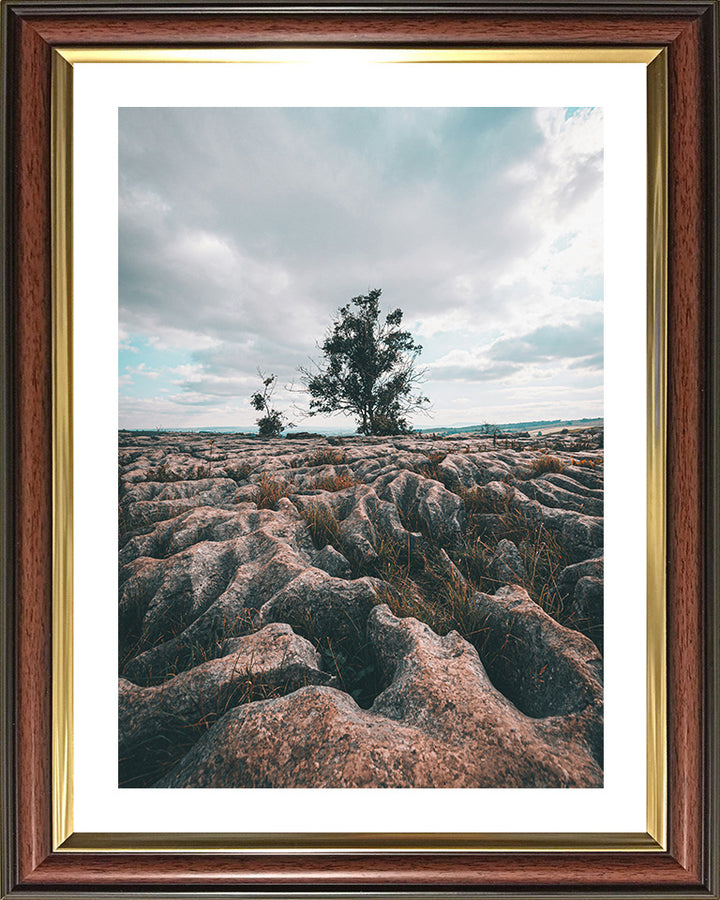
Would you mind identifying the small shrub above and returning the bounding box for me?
[250,372,293,437]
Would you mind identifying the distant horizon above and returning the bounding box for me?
[118,415,604,436]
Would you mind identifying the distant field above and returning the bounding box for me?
[120,417,604,439]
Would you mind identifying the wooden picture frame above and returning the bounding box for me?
[1,1,718,896]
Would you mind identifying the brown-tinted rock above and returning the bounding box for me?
[157,605,601,788]
[119,623,333,786]
[257,570,382,643]
[119,430,605,788]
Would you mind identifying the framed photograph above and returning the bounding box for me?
[1,2,718,897]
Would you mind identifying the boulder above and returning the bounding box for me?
[257,570,382,643]
[570,576,604,652]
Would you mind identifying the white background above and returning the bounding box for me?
[73,57,647,834]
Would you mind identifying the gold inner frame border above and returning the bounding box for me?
[51,46,667,854]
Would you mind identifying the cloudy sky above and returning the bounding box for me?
[119,106,603,431]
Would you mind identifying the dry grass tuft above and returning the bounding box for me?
[527,454,566,477]
[255,476,293,509]
[232,461,254,481]
[414,450,449,483]
[306,448,347,468]
[457,485,511,515]
[313,471,356,492]
[447,484,572,624]
[144,461,212,483]
[299,503,343,551]
[571,457,601,470]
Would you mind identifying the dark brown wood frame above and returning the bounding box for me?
[1,2,718,896]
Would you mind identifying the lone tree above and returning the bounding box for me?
[301,289,428,436]
[250,372,293,437]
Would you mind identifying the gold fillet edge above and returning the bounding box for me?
[57,831,662,855]
[50,44,668,855]
[56,47,663,65]
[645,50,668,851]
[51,50,75,850]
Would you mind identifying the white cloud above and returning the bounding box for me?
[119,107,603,428]
[125,362,161,379]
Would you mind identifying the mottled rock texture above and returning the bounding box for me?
[119,427,603,788]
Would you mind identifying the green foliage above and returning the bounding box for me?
[250,372,293,437]
[301,289,428,436]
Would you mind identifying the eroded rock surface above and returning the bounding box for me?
[119,427,604,788]
[158,605,601,789]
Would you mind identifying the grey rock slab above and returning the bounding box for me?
[518,478,603,516]
[119,623,334,785]
[471,585,603,728]
[570,575,604,652]
[488,538,527,585]
[557,558,604,596]
[257,569,383,643]
[372,469,466,542]
[312,544,353,579]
